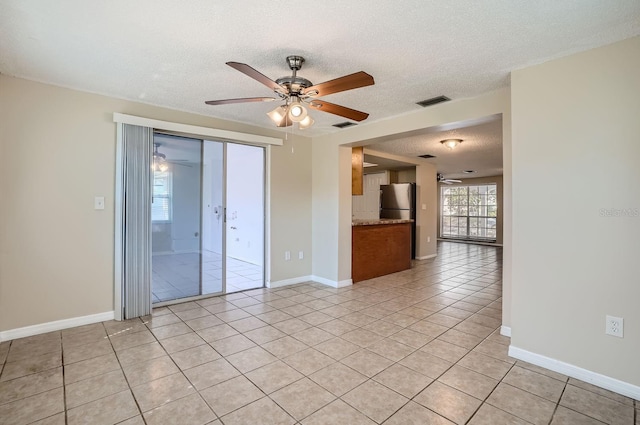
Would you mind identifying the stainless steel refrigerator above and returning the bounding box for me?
[380,183,416,259]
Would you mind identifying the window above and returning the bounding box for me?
[441,184,497,241]
[152,171,172,222]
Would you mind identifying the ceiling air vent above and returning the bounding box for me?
[333,121,357,129]
[416,95,450,108]
[418,154,436,159]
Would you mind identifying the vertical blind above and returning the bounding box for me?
[119,123,153,319]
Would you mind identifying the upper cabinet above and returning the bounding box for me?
[352,147,364,195]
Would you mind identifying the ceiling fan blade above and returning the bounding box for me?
[303,71,374,97]
[307,99,369,121]
[226,62,288,94]
[205,97,276,105]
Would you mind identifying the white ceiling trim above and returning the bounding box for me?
[112,113,283,146]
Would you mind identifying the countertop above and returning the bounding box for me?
[352,218,414,227]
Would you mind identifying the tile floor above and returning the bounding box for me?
[1,242,638,424]
[152,251,263,302]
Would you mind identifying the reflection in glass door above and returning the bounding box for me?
[151,134,264,304]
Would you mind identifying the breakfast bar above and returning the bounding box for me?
[351,219,413,283]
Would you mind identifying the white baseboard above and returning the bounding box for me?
[508,345,640,400]
[500,326,511,337]
[267,275,314,288]
[0,311,115,342]
[416,254,437,260]
[311,275,353,288]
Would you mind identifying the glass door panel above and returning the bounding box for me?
[225,143,265,292]
[201,140,225,295]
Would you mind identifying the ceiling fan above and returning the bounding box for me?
[153,143,191,172]
[205,55,375,129]
[438,173,462,185]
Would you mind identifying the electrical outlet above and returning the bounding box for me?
[605,315,624,338]
[298,251,304,260]
[285,251,291,261]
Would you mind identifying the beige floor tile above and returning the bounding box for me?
[200,375,264,417]
[316,319,359,336]
[400,350,453,379]
[183,358,240,391]
[438,365,499,400]
[388,328,434,348]
[65,369,128,409]
[559,384,634,425]
[209,334,256,356]
[468,403,530,424]
[415,381,482,424]
[64,352,120,384]
[421,339,469,362]
[365,338,415,362]
[221,397,295,425]
[314,337,360,360]
[117,415,146,425]
[340,329,384,348]
[424,313,463,328]
[116,342,166,366]
[362,320,404,337]
[372,363,433,398]
[184,315,224,331]
[342,380,409,423]
[408,320,450,338]
[174,307,212,321]
[67,389,139,425]
[61,328,108,349]
[150,322,192,340]
[243,325,287,345]
[0,367,63,405]
[487,383,556,425]
[567,377,634,406]
[63,339,113,364]
[110,330,156,352]
[438,329,483,350]
[244,360,303,394]
[291,327,334,346]
[309,362,367,396]
[300,399,376,425]
[104,318,147,335]
[159,331,205,354]
[550,406,606,424]
[122,355,179,387]
[7,339,61,363]
[281,304,315,317]
[379,312,419,327]
[340,349,393,377]
[272,318,313,334]
[472,340,515,364]
[457,351,513,380]
[30,412,66,424]
[131,372,196,412]
[227,316,268,333]
[283,348,336,375]
[226,346,277,373]
[299,311,334,326]
[144,393,216,425]
[144,313,183,328]
[196,323,239,342]
[515,360,568,382]
[0,387,64,425]
[384,401,455,425]
[270,377,336,420]
[215,309,252,323]
[254,310,294,324]
[261,335,308,357]
[170,344,221,370]
[503,365,565,402]
[0,351,61,382]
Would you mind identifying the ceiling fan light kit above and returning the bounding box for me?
[206,55,375,130]
[153,143,169,172]
[441,138,463,149]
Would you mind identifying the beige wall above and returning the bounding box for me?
[511,36,640,385]
[437,175,504,245]
[0,75,312,331]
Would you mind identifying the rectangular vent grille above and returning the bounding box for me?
[416,96,450,108]
[418,154,436,159]
[333,122,357,128]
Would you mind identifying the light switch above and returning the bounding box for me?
[422,204,427,210]
[94,196,105,210]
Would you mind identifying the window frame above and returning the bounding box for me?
[152,170,172,223]
[440,183,497,242]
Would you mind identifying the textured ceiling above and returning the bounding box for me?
[366,116,503,179]
[2,0,639,140]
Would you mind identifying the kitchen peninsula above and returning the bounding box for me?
[352,218,413,282]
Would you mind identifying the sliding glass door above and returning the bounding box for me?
[151,134,264,304]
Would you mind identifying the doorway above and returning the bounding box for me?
[151,133,265,304]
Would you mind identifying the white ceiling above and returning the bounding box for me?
[1,1,639,177]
